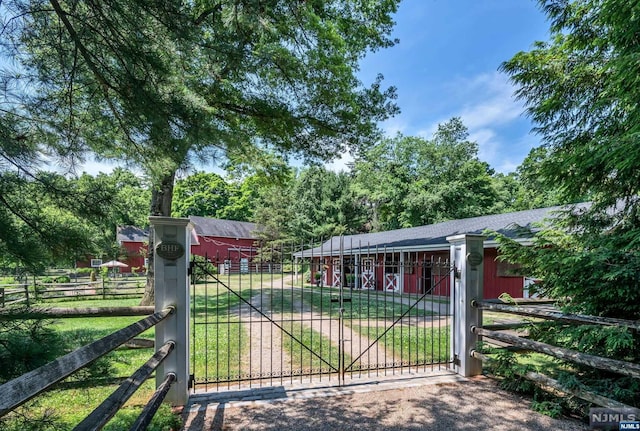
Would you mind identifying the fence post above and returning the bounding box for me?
[447,234,484,377]
[150,217,191,406]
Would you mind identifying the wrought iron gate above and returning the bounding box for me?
[189,241,454,392]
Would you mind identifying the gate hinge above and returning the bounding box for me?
[188,261,194,276]
[188,373,195,389]
[453,355,460,366]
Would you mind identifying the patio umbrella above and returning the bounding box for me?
[100,260,128,278]
[100,260,128,268]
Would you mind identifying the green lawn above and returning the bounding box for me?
[280,321,346,375]
[1,297,179,431]
[350,324,451,366]
[299,285,436,319]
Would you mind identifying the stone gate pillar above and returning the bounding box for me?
[447,234,484,377]
[150,217,191,406]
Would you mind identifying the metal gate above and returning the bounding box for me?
[189,241,453,392]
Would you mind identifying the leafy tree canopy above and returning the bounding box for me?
[352,118,501,230]
[1,0,400,302]
[490,3,640,411]
[1,0,400,216]
[499,0,640,319]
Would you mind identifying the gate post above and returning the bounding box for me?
[447,234,484,377]
[150,217,191,406]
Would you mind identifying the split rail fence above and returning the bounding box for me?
[470,299,640,409]
[0,306,176,431]
[0,284,29,307]
[0,279,146,306]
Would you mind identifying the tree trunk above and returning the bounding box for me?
[140,171,176,306]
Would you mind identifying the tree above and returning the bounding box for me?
[352,118,500,230]
[500,0,640,319]
[2,0,400,303]
[172,172,230,218]
[508,147,574,211]
[288,166,366,240]
[492,0,640,412]
[0,170,115,271]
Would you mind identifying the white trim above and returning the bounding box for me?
[295,237,533,258]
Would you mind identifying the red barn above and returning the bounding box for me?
[295,205,576,299]
[117,226,149,273]
[188,216,259,274]
[116,218,260,275]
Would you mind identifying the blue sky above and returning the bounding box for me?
[328,0,551,174]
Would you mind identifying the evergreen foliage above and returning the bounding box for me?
[492,0,640,414]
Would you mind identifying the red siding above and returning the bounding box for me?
[191,236,257,263]
[308,247,524,299]
[483,248,523,299]
[121,241,147,273]
[118,236,258,272]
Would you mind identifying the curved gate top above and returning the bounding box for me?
[189,239,455,392]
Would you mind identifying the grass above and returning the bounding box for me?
[1,296,180,430]
[3,272,450,429]
[300,286,436,319]
[190,274,277,383]
[350,324,451,365]
[280,321,346,374]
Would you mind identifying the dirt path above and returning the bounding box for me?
[238,291,293,378]
[235,280,398,378]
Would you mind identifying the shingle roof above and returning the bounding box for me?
[296,203,590,257]
[117,226,149,243]
[188,216,258,239]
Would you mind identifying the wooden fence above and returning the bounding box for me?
[0,285,29,307]
[0,279,146,307]
[471,299,639,409]
[35,279,145,301]
[0,306,175,430]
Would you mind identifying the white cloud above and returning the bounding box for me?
[406,71,530,173]
[469,128,499,163]
[381,117,408,136]
[325,152,354,173]
[457,72,523,130]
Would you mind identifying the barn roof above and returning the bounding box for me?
[295,203,590,257]
[117,226,149,243]
[188,216,258,239]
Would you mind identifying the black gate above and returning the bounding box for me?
[189,240,453,392]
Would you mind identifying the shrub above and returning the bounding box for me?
[191,255,217,284]
[53,275,70,283]
[75,268,94,275]
[0,315,65,384]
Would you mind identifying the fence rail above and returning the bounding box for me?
[470,350,632,409]
[0,280,146,307]
[475,300,640,330]
[74,341,175,431]
[0,285,29,307]
[35,280,145,301]
[471,301,640,409]
[0,306,156,320]
[0,307,174,417]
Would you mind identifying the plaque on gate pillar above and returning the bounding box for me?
[156,241,185,260]
[466,251,483,267]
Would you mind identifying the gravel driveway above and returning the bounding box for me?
[181,374,588,431]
